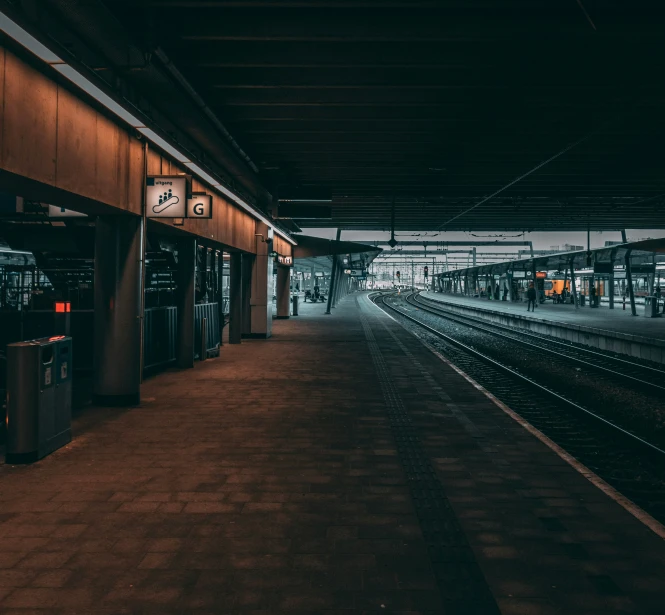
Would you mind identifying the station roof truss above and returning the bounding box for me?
[63,0,665,232]
[436,239,665,279]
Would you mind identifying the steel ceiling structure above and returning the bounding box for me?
[29,0,665,231]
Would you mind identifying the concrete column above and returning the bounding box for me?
[625,249,637,316]
[609,254,615,310]
[175,237,196,369]
[276,266,290,318]
[229,252,242,344]
[241,254,253,336]
[93,216,142,406]
[250,222,273,338]
[570,260,579,310]
[325,256,338,314]
[216,251,225,346]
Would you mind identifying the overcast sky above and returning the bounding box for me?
[298,228,665,252]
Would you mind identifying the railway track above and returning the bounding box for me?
[410,291,665,394]
[371,290,665,523]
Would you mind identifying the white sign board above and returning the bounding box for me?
[48,205,86,218]
[187,194,212,219]
[146,176,187,218]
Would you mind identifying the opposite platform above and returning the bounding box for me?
[422,290,665,363]
[0,293,663,613]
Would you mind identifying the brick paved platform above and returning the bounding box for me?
[0,293,664,614]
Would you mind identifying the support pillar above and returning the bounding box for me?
[570,259,579,310]
[625,249,637,316]
[609,250,616,310]
[276,266,290,318]
[176,238,196,369]
[229,252,242,344]
[250,222,273,338]
[325,255,338,314]
[241,254,253,336]
[93,216,142,406]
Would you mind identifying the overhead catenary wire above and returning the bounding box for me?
[435,129,599,231]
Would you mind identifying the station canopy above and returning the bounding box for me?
[293,234,381,275]
[437,238,665,279]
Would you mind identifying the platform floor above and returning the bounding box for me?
[1,293,664,613]
[423,290,665,341]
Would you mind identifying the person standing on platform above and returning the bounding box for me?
[656,284,662,313]
[527,282,537,312]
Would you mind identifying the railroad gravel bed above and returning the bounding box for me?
[400,295,665,448]
[377,293,665,524]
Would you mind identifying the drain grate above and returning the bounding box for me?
[359,302,500,613]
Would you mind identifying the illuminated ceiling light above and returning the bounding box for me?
[0,12,63,64]
[137,128,190,163]
[53,65,146,128]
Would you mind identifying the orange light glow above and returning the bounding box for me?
[54,301,71,313]
[49,335,66,341]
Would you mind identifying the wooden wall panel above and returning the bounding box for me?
[0,47,285,254]
[0,48,4,160]
[1,51,57,185]
[127,136,144,215]
[55,87,98,200]
[95,114,123,208]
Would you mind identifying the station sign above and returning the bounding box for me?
[187,193,213,219]
[513,271,526,278]
[275,255,293,266]
[344,269,366,277]
[535,271,547,279]
[147,176,187,218]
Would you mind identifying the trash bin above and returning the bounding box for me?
[292,295,299,316]
[580,294,586,306]
[644,296,659,318]
[6,336,72,464]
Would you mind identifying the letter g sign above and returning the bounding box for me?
[187,194,212,218]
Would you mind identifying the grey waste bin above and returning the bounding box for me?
[292,295,299,316]
[644,296,659,318]
[6,336,72,464]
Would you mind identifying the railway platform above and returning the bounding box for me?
[0,293,664,613]
[422,291,665,363]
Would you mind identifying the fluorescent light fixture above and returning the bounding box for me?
[0,12,63,64]
[53,64,146,128]
[137,128,190,163]
[185,162,218,187]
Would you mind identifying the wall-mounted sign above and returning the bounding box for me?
[275,255,293,266]
[187,193,212,219]
[535,271,547,279]
[146,176,187,218]
[513,271,526,278]
[48,205,86,218]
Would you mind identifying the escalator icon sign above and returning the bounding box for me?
[146,177,187,218]
[152,189,180,214]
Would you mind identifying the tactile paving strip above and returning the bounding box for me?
[359,301,500,614]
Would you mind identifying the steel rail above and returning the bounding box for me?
[411,292,665,391]
[373,291,665,461]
